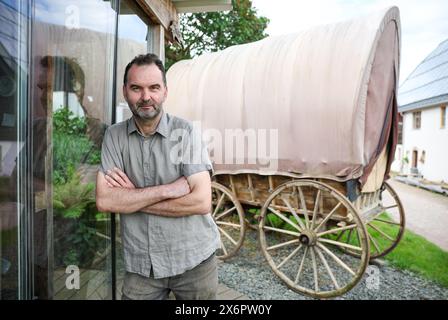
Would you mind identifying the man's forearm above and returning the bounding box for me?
[97,171,191,214]
[141,192,210,217]
[97,183,173,214]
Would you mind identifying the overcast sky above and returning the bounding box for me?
[251,0,448,85]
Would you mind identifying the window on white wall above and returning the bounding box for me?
[413,111,421,129]
[441,106,446,129]
[420,150,426,164]
[398,117,403,144]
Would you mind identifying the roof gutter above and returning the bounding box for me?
[398,93,448,112]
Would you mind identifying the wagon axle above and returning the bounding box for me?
[298,230,317,246]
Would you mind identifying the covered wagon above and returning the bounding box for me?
[165,7,405,298]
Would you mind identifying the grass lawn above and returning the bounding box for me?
[382,228,448,287]
[331,212,448,288]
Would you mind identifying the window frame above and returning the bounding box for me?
[412,111,421,130]
[441,106,446,129]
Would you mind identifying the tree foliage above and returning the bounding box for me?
[165,0,269,70]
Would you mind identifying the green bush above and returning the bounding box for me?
[282,215,303,232]
[53,132,100,184]
[53,107,86,135]
[53,108,101,185]
[266,213,284,228]
[53,172,105,267]
[245,207,260,226]
[52,108,105,267]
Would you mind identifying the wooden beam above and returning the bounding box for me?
[174,0,232,13]
[149,25,165,63]
[135,0,178,31]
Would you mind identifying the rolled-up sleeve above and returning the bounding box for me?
[180,124,213,177]
[100,127,124,174]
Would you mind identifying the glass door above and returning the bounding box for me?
[1,0,158,300]
[29,0,118,299]
[0,0,31,300]
[114,0,154,298]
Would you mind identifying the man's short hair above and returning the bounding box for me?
[123,53,166,86]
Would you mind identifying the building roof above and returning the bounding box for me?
[398,38,448,112]
[172,0,232,13]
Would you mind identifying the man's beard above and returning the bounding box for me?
[130,100,162,120]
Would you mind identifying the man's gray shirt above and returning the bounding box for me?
[100,111,221,279]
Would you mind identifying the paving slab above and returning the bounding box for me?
[389,179,448,251]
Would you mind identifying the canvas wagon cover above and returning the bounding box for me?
[165,7,401,186]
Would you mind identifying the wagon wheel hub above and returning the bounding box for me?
[299,230,317,246]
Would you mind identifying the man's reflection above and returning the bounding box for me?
[0,55,51,299]
[2,53,106,299]
[32,55,52,299]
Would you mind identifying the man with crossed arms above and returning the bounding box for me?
[96,53,220,300]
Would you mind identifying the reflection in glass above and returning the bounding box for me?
[113,0,152,298]
[115,0,151,123]
[0,0,30,300]
[31,0,117,299]
[1,0,157,300]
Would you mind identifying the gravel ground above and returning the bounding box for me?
[217,229,448,300]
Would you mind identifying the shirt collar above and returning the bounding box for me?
[127,111,169,138]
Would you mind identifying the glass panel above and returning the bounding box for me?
[115,0,151,298]
[115,0,152,123]
[0,0,30,300]
[31,0,117,299]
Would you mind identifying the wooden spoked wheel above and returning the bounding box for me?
[335,181,406,259]
[258,180,370,299]
[212,182,246,260]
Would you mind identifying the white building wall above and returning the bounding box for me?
[402,106,448,183]
[390,144,403,173]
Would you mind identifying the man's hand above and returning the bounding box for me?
[104,167,191,198]
[104,167,135,189]
[141,171,211,217]
[166,176,191,198]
